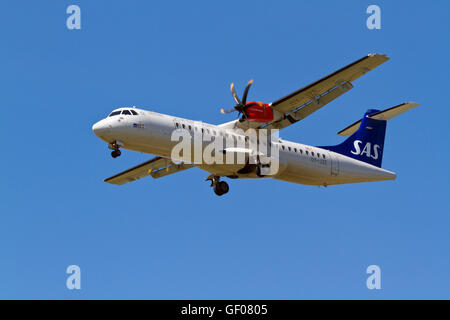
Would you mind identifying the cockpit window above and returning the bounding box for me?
[130,110,138,115]
[122,110,132,115]
[109,111,121,117]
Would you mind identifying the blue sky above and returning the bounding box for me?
[1,0,449,299]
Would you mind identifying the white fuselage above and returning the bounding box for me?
[92,108,396,186]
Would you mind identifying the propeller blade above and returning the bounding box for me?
[238,110,248,122]
[241,79,253,104]
[222,80,255,118]
[221,108,235,114]
[230,83,241,105]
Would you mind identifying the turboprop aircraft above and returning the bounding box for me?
[92,53,419,196]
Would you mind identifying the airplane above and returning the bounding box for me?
[92,53,419,196]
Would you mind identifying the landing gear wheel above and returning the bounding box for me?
[206,175,230,196]
[213,181,229,196]
[111,150,121,158]
[218,181,229,194]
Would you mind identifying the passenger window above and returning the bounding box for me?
[306,151,309,155]
[182,124,185,129]
[122,110,132,115]
[300,149,303,154]
[323,154,326,159]
[288,147,291,151]
[294,148,297,153]
[131,110,138,115]
[312,152,314,156]
[175,123,179,128]
[282,145,285,150]
[188,125,192,130]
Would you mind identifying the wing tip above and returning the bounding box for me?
[368,52,388,57]
[368,53,390,62]
[406,101,420,107]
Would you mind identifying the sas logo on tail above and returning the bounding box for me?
[351,140,381,159]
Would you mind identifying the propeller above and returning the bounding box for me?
[221,80,256,119]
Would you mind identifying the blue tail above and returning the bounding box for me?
[319,109,387,167]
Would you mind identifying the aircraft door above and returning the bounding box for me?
[329,151,339,176]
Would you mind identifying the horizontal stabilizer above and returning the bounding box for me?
[338,102,420,136]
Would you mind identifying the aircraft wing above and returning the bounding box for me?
[104,156,194,185]
[260,53,389,130]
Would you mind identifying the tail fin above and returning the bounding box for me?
[319,102,419,168]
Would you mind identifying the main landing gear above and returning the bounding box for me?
[109,142,121,158]
[207,176,229,196]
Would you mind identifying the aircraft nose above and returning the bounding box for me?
[92,120,110,137]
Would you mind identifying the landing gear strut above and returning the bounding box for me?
[256,163,271,177]
[109,142,121,158]
[207,176,229,196]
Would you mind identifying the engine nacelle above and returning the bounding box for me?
[245,102,274,123]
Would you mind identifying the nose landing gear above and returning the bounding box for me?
[206,175,229,196]
[111,149,121,158]
[109,142,122,158]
